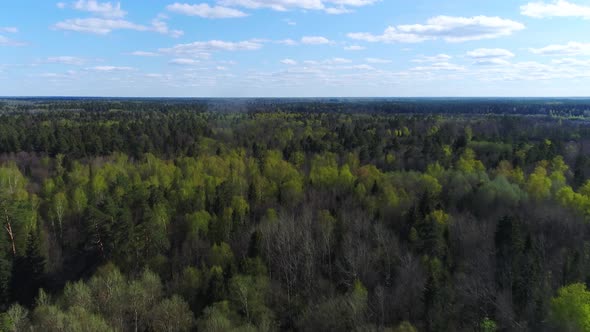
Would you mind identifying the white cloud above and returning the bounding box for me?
[467,48,515,59]
[348,16,525,43]
[366,57,391,64]
[324,7,352,14]
[529,41,590,56]
[283,18,296,26]
[412,54,452,63]
[301,36,332,45]
[344,45,365,51]
[159,40,263,56]
[166,3,248,18]
[0,27,18,33]
[46,56,86,65]
[54,18,147,34]
[301,58,353,66]
[0,27,22,46]
[60,0,127,18]
[216,0,378,13]
[281,59,298,65]
[0,35,25,47]
[352,64,375,70]
[53,17,183,37]
[150,16,184,38]
[521,0,590,19]
[40,70,80,80]
[54,1,182,37]
[552,58,590,67]
[411,62,465,72]
[326,57,352,64]
[169,58,200,65]
[278,39,298,46]
[88,65,134,71]
[474,58,512,66]
[129,51,160,57]
[466,48,515,65]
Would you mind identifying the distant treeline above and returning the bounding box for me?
[3,97,590,116]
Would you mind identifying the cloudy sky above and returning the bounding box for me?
[1,0,590,97]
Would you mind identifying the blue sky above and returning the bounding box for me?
[1,0,590,97]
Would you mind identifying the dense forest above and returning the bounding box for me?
[2,98,590,331]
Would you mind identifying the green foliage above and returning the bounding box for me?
[550,283,590,331]
[526,165,552,201]
[3,102,590,331]
[150,295,194,332]
[210,242,234,270]
[479,317,497,332]
[456,148,485,173]
[197,301,238,332]
[392,321,418,332]
[228,274,272,326]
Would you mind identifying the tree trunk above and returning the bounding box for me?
[3,207,16,256]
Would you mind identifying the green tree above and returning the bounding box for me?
[150,295,194,332]
[526,165,552,201]
[550,283,590,332]
[229,274,272,326]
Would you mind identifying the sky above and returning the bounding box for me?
[1,0,590,97]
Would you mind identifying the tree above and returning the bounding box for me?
[128,269,163,332]
[51,192,68,239]
[550,283,590,332]
[71,187,88,215]
[197,301,238,332]
[11,231,45,306]
[229,274,272,327]
[526,165,552,201]
[1,303,29,332]
[150,295,194,332]
[0,163,36,256]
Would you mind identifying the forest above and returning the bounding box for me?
[2,98,590,331]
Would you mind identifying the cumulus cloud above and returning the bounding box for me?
[366,57,391,64]
[344,45,365,51]
[159,40,263,57]
[53,17,183,37]
[0,27,23,46]
[521,0,590,19]
[466,48,515,65]
[129,51,161,57]
[54,18,146,34]
[87,65,134,71]
[45,56,87,65]
[278,39,298,46]
[54,2,183,37]
[529,41,590,56]
[58,0,127,18]
[169,58,200,65]
[216,0,378,14]
[166,3,248,18]
[467,48,515,59]
[411,62,466,72]
[150,16,184,38]
[412,54,452,63]
[348,16,525,43]
[281,59,298,65]
[0,27,18,33]
[283,19,296,26]
[0,35,25,47]
[301,36,332,45]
